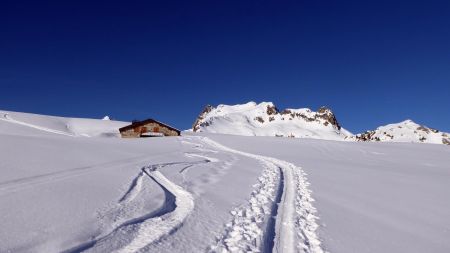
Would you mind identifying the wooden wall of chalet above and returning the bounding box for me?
[120,122,179,138]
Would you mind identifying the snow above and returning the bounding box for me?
[203,137,322,253]
[1,110,450,253]
[350,119,450,145]
[193,102,449,146]
[0,110,128,137]
[206,134,450,253]
[193,102,351,140]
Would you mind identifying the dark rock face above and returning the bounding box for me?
[355,131,380,142]
[417,126,430,134]
[266,105,279,115]
[254,116,265,123]
[280,109,291,115]
[192,105,214,132]
[266,105,342,130]
[443,138,450,145]
[317,106,330,114]
[316,106,341,130]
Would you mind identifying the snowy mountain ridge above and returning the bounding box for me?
[350,119,450,145]
[193,101,450,145]
[192,101,352,140]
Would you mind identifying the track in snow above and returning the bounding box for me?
[0,155,151,196]
[117,166,194,253]
[0,113,76,137]
[265,166,284,252]
[64,159,210,253]
[200,137,323,253]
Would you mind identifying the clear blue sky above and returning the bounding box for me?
[1,0,449,133]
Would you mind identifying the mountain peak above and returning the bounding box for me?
[192,101,348,140]
[353,119,448,145]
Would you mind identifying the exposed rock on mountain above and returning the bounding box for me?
[192,102,351,140]
[192,105,214,132]
[192,102,449,145]
[350,120,450,145]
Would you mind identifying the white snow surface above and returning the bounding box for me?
[0,110,128,137]
[1,110,450,253]
[193,102,351,140]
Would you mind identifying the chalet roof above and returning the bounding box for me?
[119,118,181,134]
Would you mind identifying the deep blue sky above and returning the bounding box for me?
[1,0,449,132]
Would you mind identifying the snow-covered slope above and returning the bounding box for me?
[0,110,129,137]
[207,134,450,253]
[1,109,450,253]
[350,120,450,145]
[192,101,352,140]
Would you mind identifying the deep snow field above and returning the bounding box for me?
[1,110,450,253]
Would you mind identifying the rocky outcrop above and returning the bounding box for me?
[266,105,279,115]
[443,138,450,145]
[354,131,380,142]
[192,105,214,132]
[317,107,341,130]
[278,107,342,130]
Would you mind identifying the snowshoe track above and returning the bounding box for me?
[200,137,323,253]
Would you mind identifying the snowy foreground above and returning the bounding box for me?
[1,111,450,253]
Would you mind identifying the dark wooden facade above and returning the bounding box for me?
[119,119,180,138]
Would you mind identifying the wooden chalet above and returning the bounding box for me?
[119,119,180,138]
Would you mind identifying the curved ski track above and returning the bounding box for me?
[65,159,209,253]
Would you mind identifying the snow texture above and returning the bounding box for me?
[1,109,450,253]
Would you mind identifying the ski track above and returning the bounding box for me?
[185,152,219,162]
[66,156,213,253]
[199,137,323,253]
[0,113,76,137]
[0,155,151,196]
[117,166,194,253]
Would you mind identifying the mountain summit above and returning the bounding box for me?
[192,101,352,140]
[351,120,450,145]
